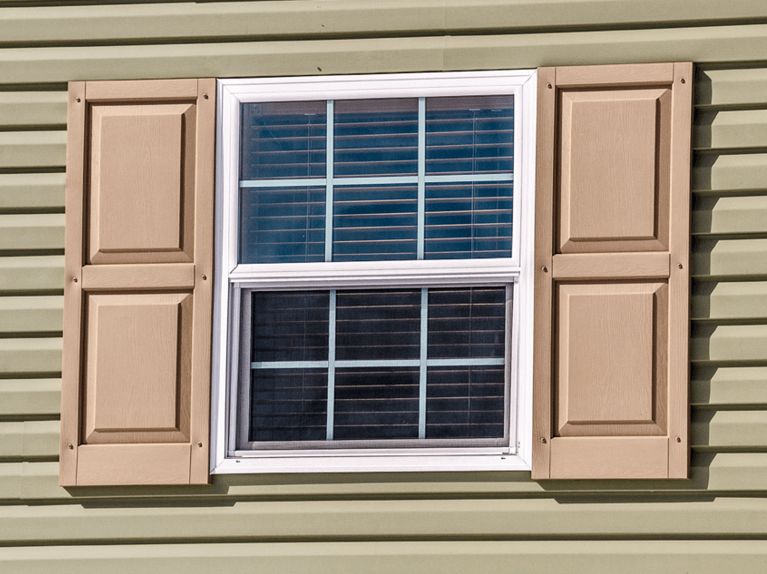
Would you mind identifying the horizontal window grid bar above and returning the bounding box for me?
[252,358,505,369]
[240,173,512,188]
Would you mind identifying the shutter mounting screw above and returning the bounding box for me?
[75,98,81,103]
[680,78,686,84]
[197,442,203,448]
[546,83,552,89]
[67,444,73,450]
[542,266,548,273]
[72,277,78,283]
[676,437,681,443]
[203,94,209,99]
[202,275,207,280]
[540,437,547,443]
[677,263,683,269]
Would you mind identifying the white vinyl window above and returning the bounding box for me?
[212,71,536,473]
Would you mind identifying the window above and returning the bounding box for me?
[211,72,537,473]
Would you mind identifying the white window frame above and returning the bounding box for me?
[211,70,537,474]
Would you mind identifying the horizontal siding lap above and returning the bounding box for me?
[0,131,65,169]
[0,92,66,128]
[0,296,63,334]
[0,379,60,416]
[0,256,64,293]
[692,367,767,406]
[0,338,62,374]
[693,153,767,193]
[696,67,767,107]
[2,540,767,574]
[5,498,767,541]
[692,195,767,236]
[0,214,64,252]
[0,173,65,213]
[694,109,767,151]
[1,0,767,44]
[0,26,767,84]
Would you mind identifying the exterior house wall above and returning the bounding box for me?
[2,0,767,571]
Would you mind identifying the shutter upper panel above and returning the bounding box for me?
[60,79,215,486]
[532,64,692,480]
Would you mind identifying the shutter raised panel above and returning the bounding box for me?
[532,63,692,480]
[60,79,215,486]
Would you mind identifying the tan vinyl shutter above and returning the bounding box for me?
[532,63,692,480]
[59,79,215,486]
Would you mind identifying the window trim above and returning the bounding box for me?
[211,71,537,474]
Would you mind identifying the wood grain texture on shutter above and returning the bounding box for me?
[59,79,215,486]
[532,63,692,480]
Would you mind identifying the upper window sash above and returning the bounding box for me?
[218,71,537,277]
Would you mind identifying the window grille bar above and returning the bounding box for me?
[251,357,505,370]
[419,287,428,438]
[238,173,512,189]
[325,100,335,263]
[417,98,426,260]
[326,289,337,440]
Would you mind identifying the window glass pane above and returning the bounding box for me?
[239,186,325,264]
[334,99,418,177]
[426,366,505,439]
[249,368,328,442]
[334,367,420,440]
[424,182,512,259]
[247,287,508,446]
[252,291,329,363]
[425,95,514,175]
[336,289,421,361]
[240,101,326,180]
[428,287,506,359]
[333,184,417,261]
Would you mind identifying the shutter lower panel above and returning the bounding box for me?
[532,63,692,480]
[60,79,215,486]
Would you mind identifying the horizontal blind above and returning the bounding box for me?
[334,99,418,177]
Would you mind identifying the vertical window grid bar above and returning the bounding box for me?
[417,97,426,260]
[325,100,334,262]
[326,289,337,440]
[418,287,428,439]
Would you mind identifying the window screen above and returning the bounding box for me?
[237,93,515,450]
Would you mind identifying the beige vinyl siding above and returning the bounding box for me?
[2,0,767,570]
